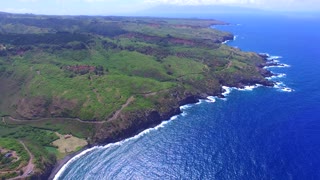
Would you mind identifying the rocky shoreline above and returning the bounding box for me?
[48,51,277,179]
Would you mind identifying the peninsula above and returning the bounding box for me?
[0,12,273,179]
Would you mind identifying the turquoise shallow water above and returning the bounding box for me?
[55,14,320,180]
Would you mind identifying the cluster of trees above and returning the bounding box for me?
[65,65,106,76]
[0,33,90,46]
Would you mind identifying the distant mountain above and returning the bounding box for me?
[136,5,268,17]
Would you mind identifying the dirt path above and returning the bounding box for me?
[7,96,136,124]
[227,61,233,69]
[107,96,134,121]
[2,117,6,125]
[20,141,34,177]
[9,141,35,180]
[138,88,173,98]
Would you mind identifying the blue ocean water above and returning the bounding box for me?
[55,14,320,180]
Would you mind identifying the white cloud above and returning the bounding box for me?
[145,0,257,5]
[0,8,35,13]
[18,0,38,2]
[144,0,320,11]
[82,0,117,2]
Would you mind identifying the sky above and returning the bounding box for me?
[0,0,319,15]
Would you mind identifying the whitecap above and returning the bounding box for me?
[237,84,262,91]
[273,81,294,93]
[281,64,291,67]
[267,59,280,63]
[266,73,286,80]
[276,73,286,78]
[259,52,270,57]
[222,40,230,44]
[264,64,290,69]
[280,87,294,92]
[206,96,216,103]
[222,86,233,96]
[180,104,192,110]
[233,35,238,41]
[267,55,282,60]
[196,99,205,105]
[181,112,187,116]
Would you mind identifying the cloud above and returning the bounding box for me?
[145,0,256,5]
[144,0,320,11]
[18,0,38,2]
[0,8,35,13]
[145,0,266,6]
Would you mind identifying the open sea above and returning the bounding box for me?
[54,13,320,180]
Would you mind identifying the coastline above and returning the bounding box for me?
[49,31,284,180]
[50,65,278,180]
[48,146,91,180]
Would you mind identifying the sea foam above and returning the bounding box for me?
[222,35,238,44]
[261,53,293,93]
[206,96,216,103]
[266,73,286,80]
[267,55,283,60]
[274,82,294,92]
[237,84,262,91]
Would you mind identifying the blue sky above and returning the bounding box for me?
[0,0,319,15]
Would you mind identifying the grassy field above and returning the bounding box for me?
[52,132,87,154]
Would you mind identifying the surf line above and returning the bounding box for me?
[260,53,294,92]
[53,98,214,179]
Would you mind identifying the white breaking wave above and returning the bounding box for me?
[222,86,233,97]
[206,96,216,103]
[264,64,290,69]
[266,73,287,80]
[267,55,283,61]
[259,53,293,93]
[196,100,204,105]
[180,104,193,110]
[281,87,294,92]
[222,40,230,44]
[281,64,291,67]
[259,52,270,57]
[237,84,262,91]
[274,82,294,92]
[268,59,280,63]
[222,84,262,95]
[222,35,238,44]
[233,35,238,41]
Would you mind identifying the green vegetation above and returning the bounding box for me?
[0,12,272,178]
[0,138,29,179]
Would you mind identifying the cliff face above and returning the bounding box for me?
[93,95,196,144]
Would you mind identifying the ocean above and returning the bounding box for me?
[54,13,320,180]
